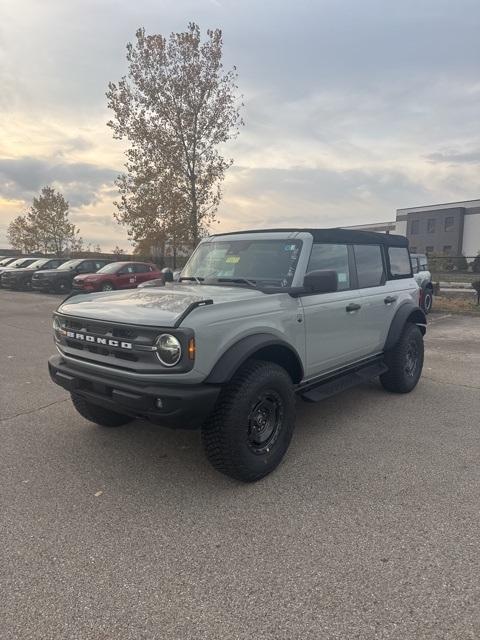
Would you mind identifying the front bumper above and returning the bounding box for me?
[48,354,221,429]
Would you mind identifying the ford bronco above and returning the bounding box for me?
[48,228,426,482]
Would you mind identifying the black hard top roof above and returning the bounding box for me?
[213,228,408,248]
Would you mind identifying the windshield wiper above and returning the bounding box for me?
[179,276,204,284]
[215,277,257,288]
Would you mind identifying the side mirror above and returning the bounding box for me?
[303,269,338,294]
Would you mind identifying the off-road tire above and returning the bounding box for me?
[101,281,114,291]
[55,279,70,294]
[202,360,296,482]
[380,323,424,393]
[71,393,133,427]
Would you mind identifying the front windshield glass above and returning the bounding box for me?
[8,258,34,268]
[0,257,15,266]
[97,263,123,274]
[182,239,302,287]
[57,259,83,270]
[26,259,49,269]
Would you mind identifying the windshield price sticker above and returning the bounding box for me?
[225,256,240,264]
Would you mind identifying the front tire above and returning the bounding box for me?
[71,393,133,427]
[380,323,424,393]
[202,360,296,482]
[55,279,70,294]
[101,281,114,291]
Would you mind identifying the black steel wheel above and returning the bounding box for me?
[202,360,296,482]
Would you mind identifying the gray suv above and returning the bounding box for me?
[49,228,426,482]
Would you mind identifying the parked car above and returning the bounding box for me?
[72,262,161,293]
[0,257,20,267]
[1,258,67,290]
[411,253,433,313]
[31,258,111,294]
[0,257,39,277]
[49,228,426,482]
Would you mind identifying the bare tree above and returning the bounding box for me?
[107,23,243,249]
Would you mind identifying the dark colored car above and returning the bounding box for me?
[72,262,162,293]
[0,257,39,277]
[31,258,111,294]
[1,258,67,290]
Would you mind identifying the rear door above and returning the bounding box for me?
[133,263,151,285]
[116,264,136,289]
[351,244,399,354]
[301,243,367,377]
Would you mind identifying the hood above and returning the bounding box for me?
[3,267,36,275]
[34,268,66,277]
[57,283,265,327]
[73,274,95,282]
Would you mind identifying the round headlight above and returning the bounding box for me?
[155,334,182,367]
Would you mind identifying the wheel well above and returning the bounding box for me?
[251,345,303,383]
[407,309,426,335]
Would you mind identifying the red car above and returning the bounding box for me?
[72,262,161,293]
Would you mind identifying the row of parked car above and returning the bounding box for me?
[0,255,172,294]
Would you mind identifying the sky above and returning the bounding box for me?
[1,0,480,250]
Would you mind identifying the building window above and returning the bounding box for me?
[410,220,419,234]
[444,216,454,232]
[427,218,436,233]
[426,246,434,254]
[443,245,452,255]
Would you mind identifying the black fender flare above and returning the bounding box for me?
[205,333,304,384]
[384,303,427,352]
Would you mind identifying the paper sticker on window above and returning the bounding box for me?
[284,244,296,251]
[338,273,347,283]
[225,256,240,264]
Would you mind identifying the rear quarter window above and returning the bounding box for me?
[388,247,412,279]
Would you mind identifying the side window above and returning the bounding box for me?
[77,261,93,273]
[307,243,350,290]
[134,264,149,273]
[353,245,384,288]
[388,247,412,278]
[95,261,106,270]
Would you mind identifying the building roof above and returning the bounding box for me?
[212,228,408,247]
[397,198,480,215]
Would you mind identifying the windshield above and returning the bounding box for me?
[0,257,16,266]
[96,263,123,274]
[182,239,302,287]
[57,259,83,270]
[25,259,49,269]
[8,258,36,268]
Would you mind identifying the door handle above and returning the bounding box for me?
[384,295,398,304]
[346,303,361,312]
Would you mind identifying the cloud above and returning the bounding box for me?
[0,157,117,207]
[426,149,480,165]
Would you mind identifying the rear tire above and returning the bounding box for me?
[202,360,296,482]
[380,323,424,393]
[422,288,433,314]
[101,281,114,291]
[71,393,133,427]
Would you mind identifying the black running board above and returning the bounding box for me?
[299,361,387,403]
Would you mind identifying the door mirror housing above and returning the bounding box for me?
[303,270,338,294]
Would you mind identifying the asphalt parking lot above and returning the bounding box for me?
[1,289,479,640]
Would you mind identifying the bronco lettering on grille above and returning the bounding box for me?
[65,330,132,350]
